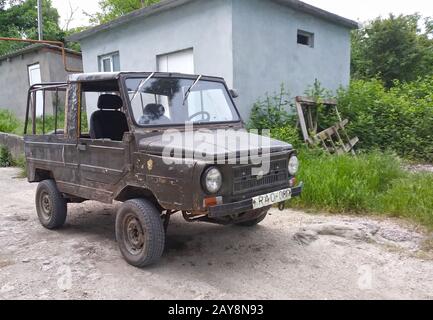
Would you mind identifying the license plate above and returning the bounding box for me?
[252,188,292,210]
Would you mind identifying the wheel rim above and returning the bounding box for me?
[123,214,145,256]
[39,191,52,221]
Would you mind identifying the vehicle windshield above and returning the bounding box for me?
[125,77,240,126]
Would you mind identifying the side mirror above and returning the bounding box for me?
[229,89,239,99]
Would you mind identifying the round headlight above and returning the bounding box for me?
[202,167,222,194]
[288,156,299,176]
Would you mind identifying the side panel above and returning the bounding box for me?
[126,152,196,210]
[72,138,130,203]
[25,135,79,185]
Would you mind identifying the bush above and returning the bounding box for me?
[33,113,66,134]
[28,112,87,135]
[0,145,13,167]
[1,111,86,136]
[271,126,302,149]
[248,84,302,147]
[248,84,295,130]
[0,110,20,134]
[337,77,433,162]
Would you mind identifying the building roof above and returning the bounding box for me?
[0,43,81,62]
[67,0,359,42]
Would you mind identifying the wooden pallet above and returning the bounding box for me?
[295,96,358,155]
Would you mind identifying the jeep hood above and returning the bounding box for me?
[138,130,293,158]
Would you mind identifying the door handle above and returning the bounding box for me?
[77,143,87,151]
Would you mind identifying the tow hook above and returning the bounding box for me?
[278,202,285,211]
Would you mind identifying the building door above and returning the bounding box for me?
[76,89,130,203]
[28,63,43,116]
[157,49,194,74]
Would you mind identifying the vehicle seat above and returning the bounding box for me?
[90,94,129,141]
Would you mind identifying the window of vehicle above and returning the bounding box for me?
[98,52,120,72]
[125,77,240,126]
[25,84,67,135]
[79,80,129,141]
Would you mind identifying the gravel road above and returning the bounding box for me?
[1,167,433,300]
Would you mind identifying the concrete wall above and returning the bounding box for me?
[0,132,24,159]
[0,48,82,120]
[232,0,352,119]
[45,50,83,83]
[44,50,82,115]
[80,0,234,114]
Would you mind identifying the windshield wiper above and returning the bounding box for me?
[131,72,155,102]
[182,75,202,106]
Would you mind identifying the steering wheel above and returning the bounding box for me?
[188,111,211,122]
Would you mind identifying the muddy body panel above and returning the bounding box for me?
[26,137,297,212]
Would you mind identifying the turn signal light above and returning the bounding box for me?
[204,196,223,208]
[289,177,297,188]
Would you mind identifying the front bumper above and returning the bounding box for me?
[208,183,303,218]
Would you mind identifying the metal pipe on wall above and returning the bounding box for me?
[0,37,83,73]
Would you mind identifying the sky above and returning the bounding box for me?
[51,0,433,30]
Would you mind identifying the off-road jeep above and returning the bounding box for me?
[24,72,302,267]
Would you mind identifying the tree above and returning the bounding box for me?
[0,0,65,55]
[91,0,161,25]
[0,0,22,10]
[351,14,433,87]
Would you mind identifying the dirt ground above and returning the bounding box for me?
[406,164,433,174]
[1,167,433,300]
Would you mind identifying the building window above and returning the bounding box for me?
[98,52,120,72]
[297,30,314,47]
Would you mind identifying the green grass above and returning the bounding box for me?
[0,145,14,167]
[376,174,433,227]
[291,150,433,229]
[12,155,27,178]
[24,112,88,135]
[25,113,66,135]
[0,110,20,134]
[0,145,27,176]
[0,109,66,136]
[1,109,90,136]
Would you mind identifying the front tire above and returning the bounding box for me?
[35,180,67,229]
[235,208,269,227]
[116,199,165,267]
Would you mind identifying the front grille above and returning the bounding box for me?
[233,159,288,194]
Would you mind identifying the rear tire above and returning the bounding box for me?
[116,199,165,267]
[35,179,67,229]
